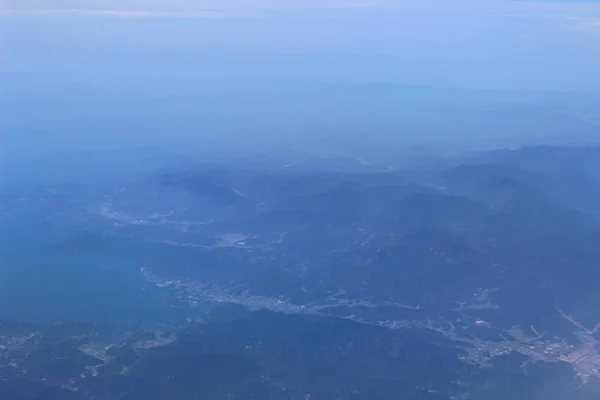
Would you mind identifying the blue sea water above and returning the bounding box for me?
[0,207,206,330]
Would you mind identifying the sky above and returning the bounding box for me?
[1,0,600,171]
[1,0,600,91]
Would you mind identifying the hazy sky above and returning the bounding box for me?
[2,0,600,91]
[1,0,600,186]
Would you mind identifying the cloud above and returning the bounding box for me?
[477,6,600,35]
[568,16,600,33]
[0,0,390,13]
[479,13,534,18]
[0,0,391,18]
[0,8,264,18]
